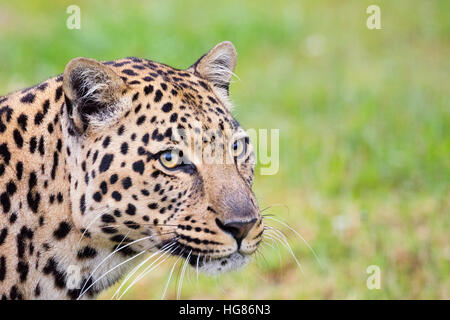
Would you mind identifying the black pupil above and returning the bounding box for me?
[164,152,173,162]
[233,141,239,150]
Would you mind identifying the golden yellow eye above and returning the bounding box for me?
[231,138,247,158]
[159,150,181,169]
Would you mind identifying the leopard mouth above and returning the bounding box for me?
[158,240,251,275]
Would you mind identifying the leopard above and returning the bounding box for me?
[0,41,264,300]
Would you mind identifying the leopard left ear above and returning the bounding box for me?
[189,41,237,108]
[63,57,130,133]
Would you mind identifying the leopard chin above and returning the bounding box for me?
[193,253,251,275]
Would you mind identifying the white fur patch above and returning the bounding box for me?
[198,253,250,275]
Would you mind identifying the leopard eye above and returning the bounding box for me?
[159,150,181,169]
[231,138,247,159]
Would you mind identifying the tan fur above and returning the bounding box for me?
[0,41,263,300]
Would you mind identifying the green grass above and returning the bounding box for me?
[1,0,449,299]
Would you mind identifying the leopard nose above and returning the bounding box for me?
[216,218,257,245]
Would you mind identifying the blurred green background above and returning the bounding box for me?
[0,0,449,299]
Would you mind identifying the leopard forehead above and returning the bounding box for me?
[107,56,241,140]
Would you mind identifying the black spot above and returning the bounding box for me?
[136,115,146,125]
[77,246,98,259]
[9,285,23,300]
[162,102,173,113]
[16,226,33,259]
[92,150,99,163]
[122,177,132,189]
[80,195,86,214]
[124,221,140,229]
[100,181,107,195]
[208,96,218,104]
[102,136,111,148]
[101,214,115,223]
[43,257,66,289]
[0,228,7,245]
[16,261,29,282]
[17,114,28,132]
[144,85,153,95]
[0,193,10,213]
[29,137,37,153]
[16,162,23,180]
[43,99,50,114]
[55,86,63,102]
[110,174,118,184]
[9,212,17,224]
[132,160,145,175]
[112,191,122,201]
[38,82,48,91]
[125,203,136,215]
[6,181,17,195]
[164,128,172,138]
[148,203,158,210]
[170,113,178,122]
[93,192,102,202]
[101,226,118,234]
[99,154,114,172]
[123,69,138,76]
[154,89,163,102]
[53,222,71,239]
[27,171,40,213]
[141,133,149,145]
[51,151,59,179]
[0,256,5,281]
[0,143,11,165]
[198,80,209,90]
[34,284,41,297]
[34,112,44,125]
[20,93,35,104]
[12,130,23,148]
[38,136,45,155]
[120,142,128,155]
[57,139,62,152]
[134,104,142,113]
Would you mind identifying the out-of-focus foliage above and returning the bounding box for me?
[0,0,448,299]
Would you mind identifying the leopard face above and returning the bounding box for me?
[64,41,264,275]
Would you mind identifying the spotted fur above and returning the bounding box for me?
[0,41,263,300]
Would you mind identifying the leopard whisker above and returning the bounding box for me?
[118,244,178,300]
[161,251,183,300]
[177,250,191,300]
[78,230,132,299]
[264,230,304,274]
[264,216,323,268]
[80,230,179,299]
[79,249,146,299]
[196,254,201,286]
[111,241,176,299]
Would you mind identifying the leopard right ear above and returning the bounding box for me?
[189,41,237,109]
[63,57,129,133]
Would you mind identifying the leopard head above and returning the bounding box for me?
[62,41,263,274]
